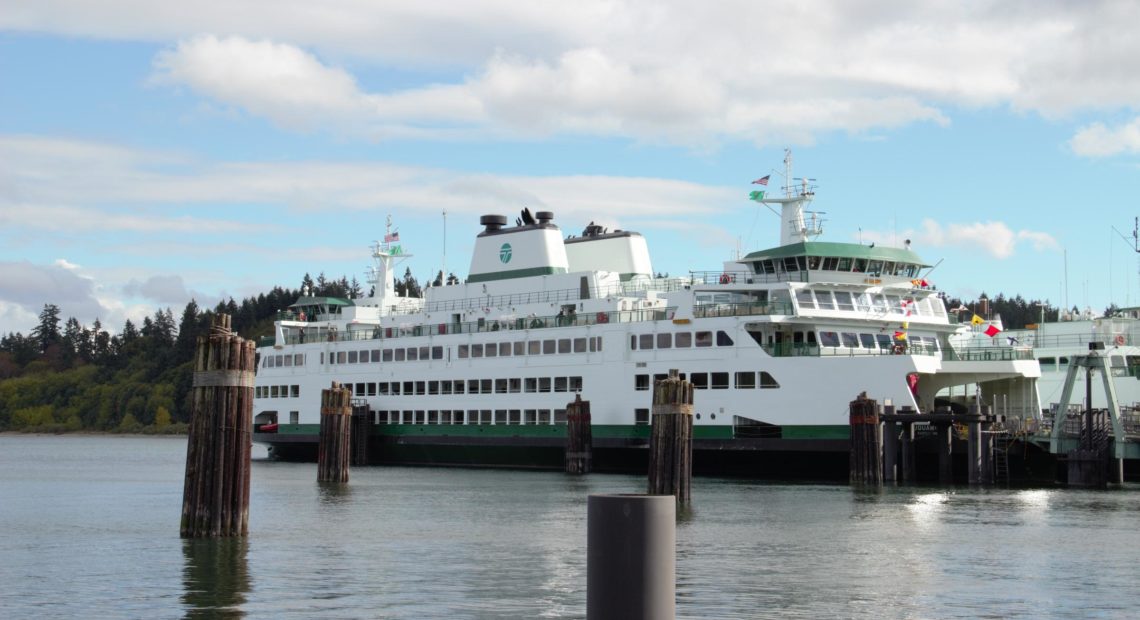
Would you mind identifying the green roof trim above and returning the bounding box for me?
[741,241,930,267]
[289,296,355,308]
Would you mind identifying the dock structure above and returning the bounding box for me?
[848,393,882,485]
[181,314,255,538]
[1049,344,1126,487]
[318,383,353,483]
[879,407,988,485]
[565,394,593,474]
[647,369,694,502]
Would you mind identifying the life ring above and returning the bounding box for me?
[1116,334,1126,346]
[719,273,731,284]
[596,312,609,324]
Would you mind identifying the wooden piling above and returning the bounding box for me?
[181,313,255,538]
[647,369,693,503]
[318,382,353,483]
[565,394,593,474]
[848,393,882,485]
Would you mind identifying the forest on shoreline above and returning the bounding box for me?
[0,271,1102,433]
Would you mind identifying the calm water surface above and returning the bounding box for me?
[1,434,1138,619]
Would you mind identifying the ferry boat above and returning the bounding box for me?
[252,151,1041,477]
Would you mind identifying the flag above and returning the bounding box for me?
[1006,336,1019,345]
[985,324,1001,337]
[749,190,765,201]
[752,175,770,186]
[894,331,907,341]
[384,231,400,243]
[970,314,984,325]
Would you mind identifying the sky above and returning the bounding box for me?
[2,0,1139,335]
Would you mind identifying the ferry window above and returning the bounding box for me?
[915,298,931,317]
[400,411,411,424]
[292,385,301,398]
[855,293,873,312]
[558,339,571,354]
[760,372,780,388]
[427,411,438,424]
[394,349,405,362]
[539,409,552,424]
[570,376,583,392]
[525,377,538,393]
[816,291,836,310]
[266,357,273,368]
[495,410,508,424]
[467,410,479,425]
[468,379,480,394]
[276,354,284,366]
[716,331,734,346]
[415,381,425,395]
[499,342,511,357]
[360,349,369,362]
[736,372,756,389]
[368,350,379,363]
[837,257,851,271]
[407,347,419,361]
[859,334,876,349]
[471,344,483,358]
[524,409,537,425]
[290,411,299,424]
[513,342,526,356]
[485,343,497,358]
[480,379,492,393]
[691,373,709,389]
[635,408,650,425]
[480,410,492,424]
[554,409,568,424]
[543,340,556,354]
[841,332,859,348]
[555,377,568,392]
[283,355,293,367]
[1058,357,1069,367]
[630,335,637,350]
[853,258,867,273]
[711,372,729,389]
[419,346,430,360]
[458,345,469,359]
[529,340,541,355]
[441,380,452,395]
[270,385,279,398]
[639,334,654,349]
[795,290,816,309]
[887,296,903,313]
[822,257,838,270]
[819,331,840,347]
[384,348,394,362]
[454,411,465,424]
[428,381,439,395]
[337,351,347,364]
[388,382,399,395]
[834,291,854,311]
[793,331,804,345]
[495,378,507,393]
[882,261,895,275]
[695,331,713,347]
[415,411,425,424]
[873,295,890,313]
[590,337,600,352]
[453,381,465,394]
[929,298,947,317]
[657,333,672,349]
[876,334,892,351]
[509,378,521,393]
[367,383,376,396]
[574,338,587,353]
[348,350,358,363]
[433,346,443,360]
[784,257,800,273]
[539,377,552,392]
[675,332,692,348]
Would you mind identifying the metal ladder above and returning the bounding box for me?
[993,432,1011,485]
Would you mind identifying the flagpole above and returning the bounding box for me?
[442,209,447,285]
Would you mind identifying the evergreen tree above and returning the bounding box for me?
[432,270,444,287]
[31,304,62,353]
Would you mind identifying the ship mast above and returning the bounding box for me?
[364,215,412,315]
[752,148,823,246]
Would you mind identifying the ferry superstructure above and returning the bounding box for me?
[252,152,1041,475]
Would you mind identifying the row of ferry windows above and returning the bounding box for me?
[264,354,306,368]
[459,336,602,358]
[344,376,584,397]
[257,385,299,398]
[635,371,779,390]
[795,290,945,317]
[630,330,734,350]
[755,256,922,278]
[816,331,939,350]
[379,409,568,425]
[327,346,444,365]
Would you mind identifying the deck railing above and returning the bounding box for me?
[693,301,794,319]
[943,347,1036,362]
[761,341,941,358]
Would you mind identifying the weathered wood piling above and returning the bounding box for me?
[565,394,593,474]
[848,393,882,485]
[647,369,693,502]
[180,313,255,538]
[318,382,353,483]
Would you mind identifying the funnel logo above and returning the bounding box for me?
[499,243,512,263]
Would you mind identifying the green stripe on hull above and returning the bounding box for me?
[271,423,797,440]
[781,425,850,440]
[466,266,567,283]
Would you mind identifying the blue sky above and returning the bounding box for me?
[2,1,1139,334]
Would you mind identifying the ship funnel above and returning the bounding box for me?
[535,211,554,224]
[480,214,507,233]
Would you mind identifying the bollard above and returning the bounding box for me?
[587,494,675,620]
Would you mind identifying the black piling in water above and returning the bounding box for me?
[565,394,593,474]
[849,393,882,485]
[936,419,954,485]
[181,314,255,538]
[586,494,675,620]
[318,382,352,483]
[899,406,917,483]
[882,404,898,482]
[350,402,370,467]
[647,369,693,503]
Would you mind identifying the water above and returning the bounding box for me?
[2,435,1139,619]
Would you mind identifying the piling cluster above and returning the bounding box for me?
[181,314,255,538]
[647,369,694,502]
[318,382,353,483]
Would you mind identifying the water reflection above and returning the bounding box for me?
[317,480,353,505]
[181,538,250,619]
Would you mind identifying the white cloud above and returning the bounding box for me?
[0,260,110,330]
[862,219,1058,259]
[1069,117,1140,157]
